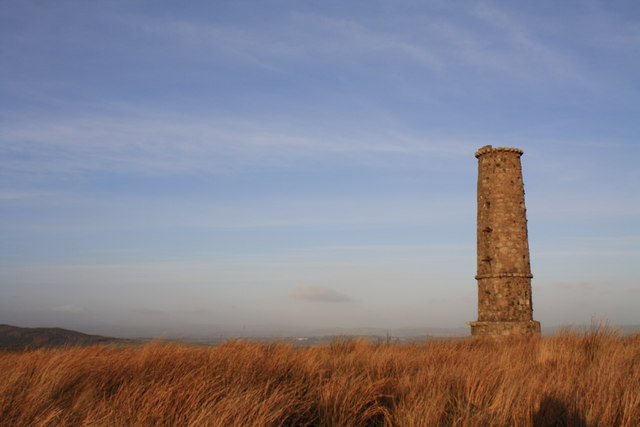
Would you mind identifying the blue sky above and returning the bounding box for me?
[1,0,638,336]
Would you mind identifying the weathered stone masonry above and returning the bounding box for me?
[468,146,541,336]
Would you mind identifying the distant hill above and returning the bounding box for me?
[307,326,470,338]
[0,324,131,349]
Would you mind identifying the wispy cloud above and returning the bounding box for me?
[148,11,444,72]
[465,4,590,84]
[152,7,591,85]
[0,112,473,178]
[288,12,444,70]
[291,284,353,303]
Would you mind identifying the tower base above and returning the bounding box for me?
[467,320,540,337]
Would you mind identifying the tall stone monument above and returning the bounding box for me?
[468,146,541,336]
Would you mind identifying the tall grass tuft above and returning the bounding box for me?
[1,329,638,426]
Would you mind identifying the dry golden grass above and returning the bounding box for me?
[1,328,639,426]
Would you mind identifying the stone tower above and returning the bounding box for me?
[468,146,540,336]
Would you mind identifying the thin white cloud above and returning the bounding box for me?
[291,284,353,303]
[151,7,592,85]
[405,4,590,86]
[0,113,473,177]
[288,12,444,69]
[2,187,473,233]
[146,12,443,71]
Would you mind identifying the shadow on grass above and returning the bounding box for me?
[533,395,586,427]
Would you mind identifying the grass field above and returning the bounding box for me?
[1,327,638,426]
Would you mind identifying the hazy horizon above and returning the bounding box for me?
[1,1,639,337]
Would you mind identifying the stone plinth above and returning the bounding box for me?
[468,320,540,336]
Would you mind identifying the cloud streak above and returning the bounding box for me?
[153,7,591,84]
[291,285,353,303]
[0,112,475,178]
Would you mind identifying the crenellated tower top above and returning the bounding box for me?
[474,145,524,158]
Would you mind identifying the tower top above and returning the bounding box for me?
[475,145,524,158]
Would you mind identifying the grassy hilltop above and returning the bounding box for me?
[1,328,638,426]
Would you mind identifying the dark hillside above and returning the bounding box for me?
[0,324,128,349]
